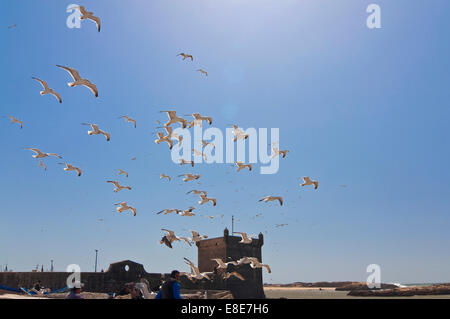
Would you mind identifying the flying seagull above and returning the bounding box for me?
[81,123,110,141]
[259,196,283,206]
[301,176,319,189]
[56,65,98,97]
[31,77,62,103]
[76,5,101,32]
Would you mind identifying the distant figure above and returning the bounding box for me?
[34,280,42,291]
[155,270,182,299]
[65,282,84,299]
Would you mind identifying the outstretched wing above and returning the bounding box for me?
[56,65,82,81]
[31,77,49,90]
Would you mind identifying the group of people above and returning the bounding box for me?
[64,270,183,299]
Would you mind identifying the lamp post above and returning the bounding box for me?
[94,250,98,272]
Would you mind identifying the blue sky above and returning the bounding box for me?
[1,0,449,284]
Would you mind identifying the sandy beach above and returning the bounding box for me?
[264,287,450,299]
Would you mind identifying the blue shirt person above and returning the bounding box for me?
[155,270,183,299]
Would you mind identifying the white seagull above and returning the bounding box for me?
[222,271,245,281]
[178,173,200,182]
[76,5,101,32]
[177,207,196,217]
[248,257,272,273]
[197,69,208,77]
[155,132,173,150]
[211,258,238,269]
[190,230,208,243]
[301,176,319,189]
[231,125,249,142]
[56,65,98,97]
[119,115,136,128]
[26,148,62,159]
[107,181,131,192]
[183,258,214,280]
[59,163,82,176]
[271,147,289,159]
[31,77,62,103]
[177,53,193,61]
[259,196,283,206]
[160,173,171,181]
[81,123,110,141]
[198,194,216,206]
[114,202,137,216]
[117,169,129,177]
[235,162,252,172]
[234,232,256,244]
[159,111,187,128]
[186,113,212,128]
[8,116,23,129]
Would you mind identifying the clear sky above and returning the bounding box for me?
[1,0,449,284]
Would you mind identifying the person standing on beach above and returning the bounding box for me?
[154,270,182,299]
[65,282,84,299]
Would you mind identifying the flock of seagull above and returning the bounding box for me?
[6,4,321,283]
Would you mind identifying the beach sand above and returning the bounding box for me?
[264,287,450,299]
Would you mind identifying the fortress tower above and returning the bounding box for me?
[196,228,265,298]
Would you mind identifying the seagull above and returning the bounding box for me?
[156,209,178,215]
[177,207,196,216]
[179,159,194,167]
[211,258,238,269]
[160,173,171,181]
[236,256,254,265]
[8,24,17,29]
[234,232,256,244]
[117,169,129,177]
[201,140,215,149]
[59,163,82,176]
[159,111,187,128]
[235,162,252,172]
[76,5,101,32]
[154,132,174,150]
[183,258,214,280]
[107,181,131,192]
[81,123,110,141]
[259,196,283,206]
[38,160,47,171]
[301,177,319,189]
[197,69,208,77]
[178,173,200,182]
[186,190,207,196]
[160,235,173,249]
[161,229,191,247]
[275,224,288,228]
[26,148,62,159]
[186,113,212,128]
[192,149,207,161]
[8,116,23,129]
[198,194,216,206]
[222,271,245,281]
[56,65,98,97]
[271,147,289,159]
[177,53,193,61]
[230,125,249,141]
[157,126,183,144]
[248,257,272,273]
[119,116,136,128]
[31,77,62,103]
[190,230,208,243]
[114,202,137,216]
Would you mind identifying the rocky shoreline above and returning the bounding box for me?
[347,284,450,297]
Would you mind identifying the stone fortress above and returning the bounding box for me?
[0,229,266,299]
